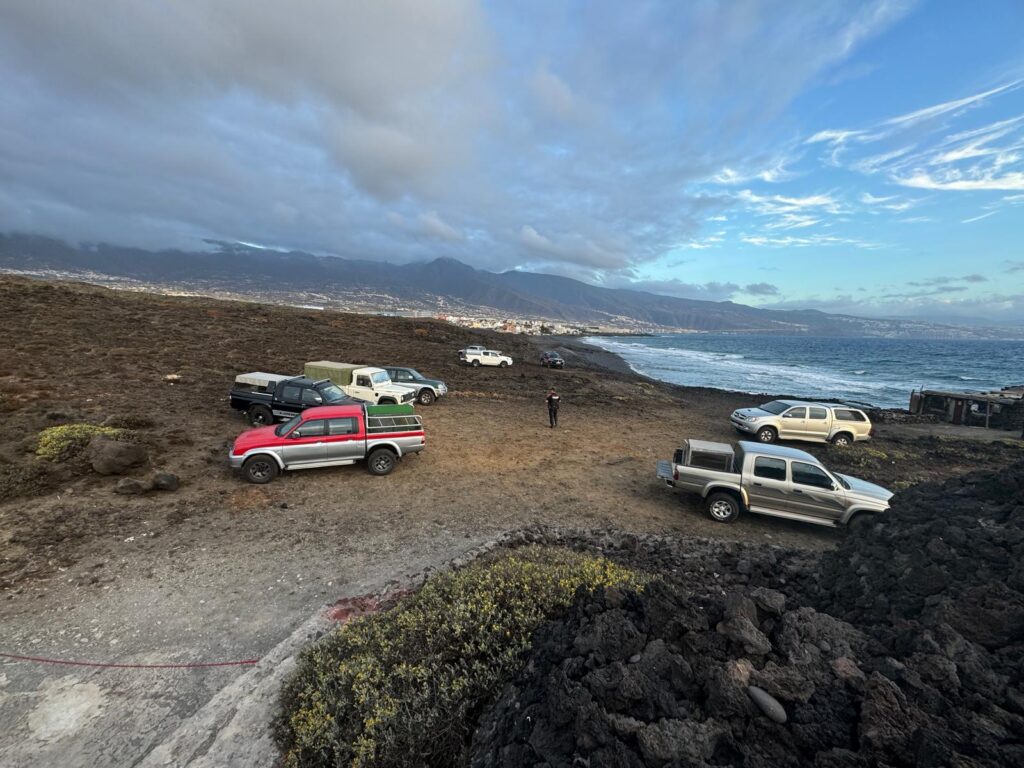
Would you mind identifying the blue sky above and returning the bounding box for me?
[0,1,1022,324]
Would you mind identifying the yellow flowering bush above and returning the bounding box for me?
[35,423,125,461]
[278,546,646,768]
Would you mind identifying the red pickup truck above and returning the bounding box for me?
[228,403,425,483]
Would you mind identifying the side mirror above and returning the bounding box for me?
[831,482,839,492]
[289,430,303,439]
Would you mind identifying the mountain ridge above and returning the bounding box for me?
[0,232,1017,339]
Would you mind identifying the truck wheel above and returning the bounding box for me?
[471,359,480,367]
[247,404,273,426]
[499,361,508,368]
[242,456,278,484]
[705,492,740,523]
[846,513,876,535]
[756,426,777,443]
[418,389,435,405]
[367,448,396,476]
[831,432,853,447]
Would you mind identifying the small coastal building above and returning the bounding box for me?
[909,385,1024,430]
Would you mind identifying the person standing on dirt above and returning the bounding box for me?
[546,389,561,428]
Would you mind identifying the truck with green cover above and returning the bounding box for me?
[303,361,417,406]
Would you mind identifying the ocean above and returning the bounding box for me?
[585,334,1024,409]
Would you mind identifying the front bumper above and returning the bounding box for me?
[228,453,245,469]
[730,417,756,433]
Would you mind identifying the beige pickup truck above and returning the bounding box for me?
[730,400,874,446]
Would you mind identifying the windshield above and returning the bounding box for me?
[371,371,390,385]
[759,401,790,415]
[547,352,562,359]
[319,383,348,403]
[834,473,852,490]
[275,413,302,437]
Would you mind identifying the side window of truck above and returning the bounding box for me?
[282,385,302,403]
[690,450,732,472]
[356,376,371,387]
[783,407,806,419]
[302,388,323,405]
[835,409,866,422]
[808,407,828,420]
[328,417,357,436]
[293,419,327,438]
[792,461,834,490]
[753,457,787,481]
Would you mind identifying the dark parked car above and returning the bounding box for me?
[384,367,448,405]
[540,351,565,369]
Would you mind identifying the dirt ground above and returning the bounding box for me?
[1,275,1022,767]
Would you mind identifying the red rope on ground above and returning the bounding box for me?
[0,652,259,669]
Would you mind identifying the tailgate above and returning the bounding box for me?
[656,460,674,480]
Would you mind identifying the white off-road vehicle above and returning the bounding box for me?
[461,348,513,368]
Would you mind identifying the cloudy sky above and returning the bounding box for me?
[1,1,1023,323]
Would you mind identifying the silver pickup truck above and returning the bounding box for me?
[656,439,892,529]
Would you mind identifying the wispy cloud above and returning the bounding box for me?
[741,233,880,249]
[883,80,1023,128]
[962,210,999,223]
[807,79,1024,197]
[896,170,1024,191]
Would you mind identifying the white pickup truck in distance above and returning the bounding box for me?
[731,400,874,446]
[461,348,513,367]
[656,439,892,529]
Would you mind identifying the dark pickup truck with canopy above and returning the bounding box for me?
[229,372,362,426]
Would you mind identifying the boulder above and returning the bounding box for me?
[637,718,724,765]
[716,617,772,655]
[151,472,180,491]
[89,437,147,475]
[747,685,788,724]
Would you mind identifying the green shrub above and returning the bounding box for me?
[36,423,125,461]
[278,546,646,768]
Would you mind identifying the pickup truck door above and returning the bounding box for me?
[348,375,377,403]
[273,384,307,420]
[746,456,791,513]
[789,461,847,522]
[805,406,831,441]
[282,418,328,466]
[779,406,807,439]
[324,416,365,462]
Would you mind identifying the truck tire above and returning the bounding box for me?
[831,432,853,447]
[247,404,273,426]
[242,455,278,484]
[756,426,777,443]
[471,359,480,367]
[418,388,435,405]
[499,361,508,368]
[705,492,740,523]
[367,448,396,476]
[847,513,875,535]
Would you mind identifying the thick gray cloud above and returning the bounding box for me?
[0,0,911,280]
